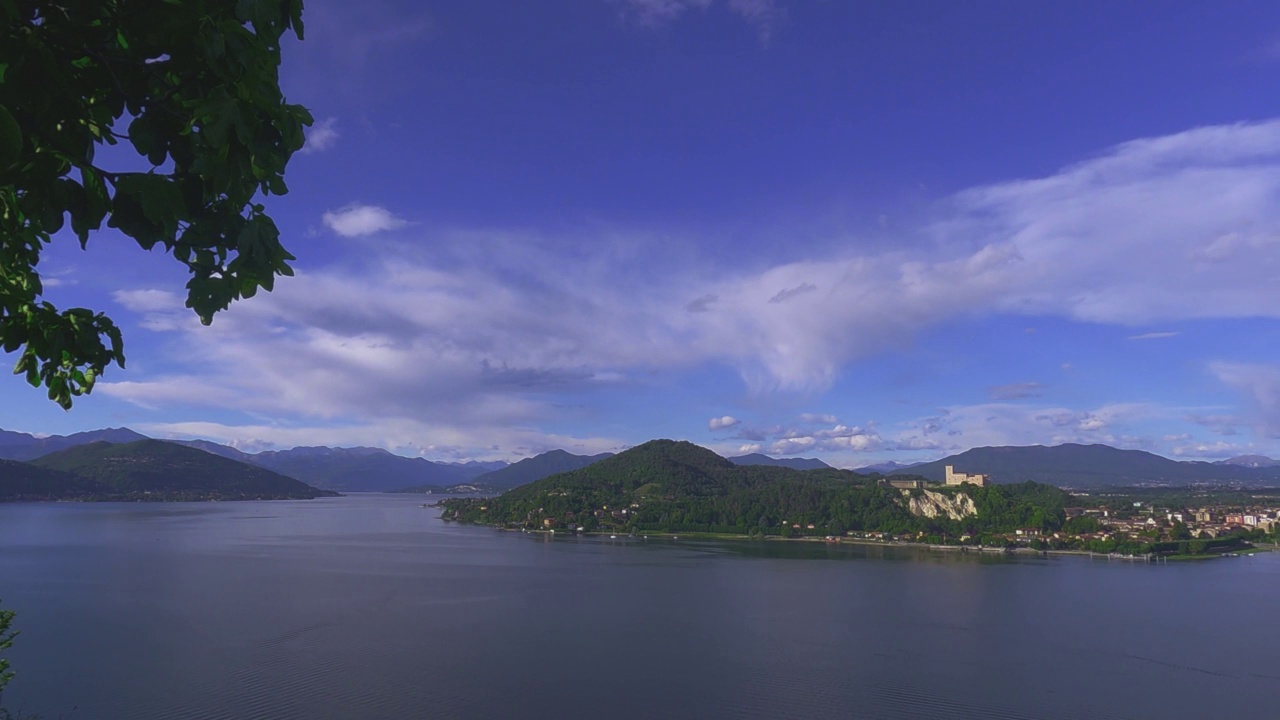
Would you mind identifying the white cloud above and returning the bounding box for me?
[730,421,884,458]
[321,204,407,237]
[1170,440,1251,459]
[891,402,1163,456]
[300,117,340,154]
[708,415,741,430]
[98,120,1280,457]
[113,289,183,313]
[112,289,191,331]
[1128,331,1180,340]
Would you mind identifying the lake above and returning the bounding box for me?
[1,493,1277,719]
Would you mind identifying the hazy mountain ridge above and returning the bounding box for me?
[16,431,514,493]
[0,427,150,461]
[729,453,831,471]
[461,449,615,491]
[249,447,498,492]
[895,444,1280,488]
[7,428,1280,492]
[857,460,923,474]
[1215,454,1280,468]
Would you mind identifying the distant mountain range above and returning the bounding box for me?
[4,440,334,501]
[0,428,509,493]
[729,453,831,471]
[856,460,922,474]
[5,427,1280,493]
[247,446,504,492]
[461,449,614,491]
[0,427,150,461]
[894,444,1280,488]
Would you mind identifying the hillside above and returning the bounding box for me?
[30,440,336,500]
[895,444,1280,488]
[443,449,615,492]
[442,439,1071,539]
[0,458,111,501]
[729,453,830,471]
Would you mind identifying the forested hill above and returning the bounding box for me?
[897,443,1280,487]
[441,439,1072,540]
[0,458,110,501]
[24,440,336,501]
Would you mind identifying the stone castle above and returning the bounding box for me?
[944,465,987,487]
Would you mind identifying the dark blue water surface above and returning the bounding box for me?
[1,493,1277,720]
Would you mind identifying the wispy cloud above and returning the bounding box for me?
[613,0,713,26]
[1170,440,1251,459]
[300,117,340,154]
[726,0,785,44]
[1210,361,1280,438]
[768,282,817,304]
[987,382,1043,401]
[611,0,783,43]
[321,204,407,237]
[685,293,718,312]
[282,0,433,101]
[891,402,1166,455]
[1128,331,1180,340]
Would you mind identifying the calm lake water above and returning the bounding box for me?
[1,493,1277,720]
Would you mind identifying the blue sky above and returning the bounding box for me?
[7,0,1280,466]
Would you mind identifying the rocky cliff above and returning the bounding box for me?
[903,489,977,521]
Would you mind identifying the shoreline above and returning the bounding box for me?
[461,522,1267,561]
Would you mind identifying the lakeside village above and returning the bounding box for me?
[481,465,1280,558]
[880,466,1280,554]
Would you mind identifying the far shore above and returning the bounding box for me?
[457,521,1272,561]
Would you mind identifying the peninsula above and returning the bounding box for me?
[441,439,1270,558]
